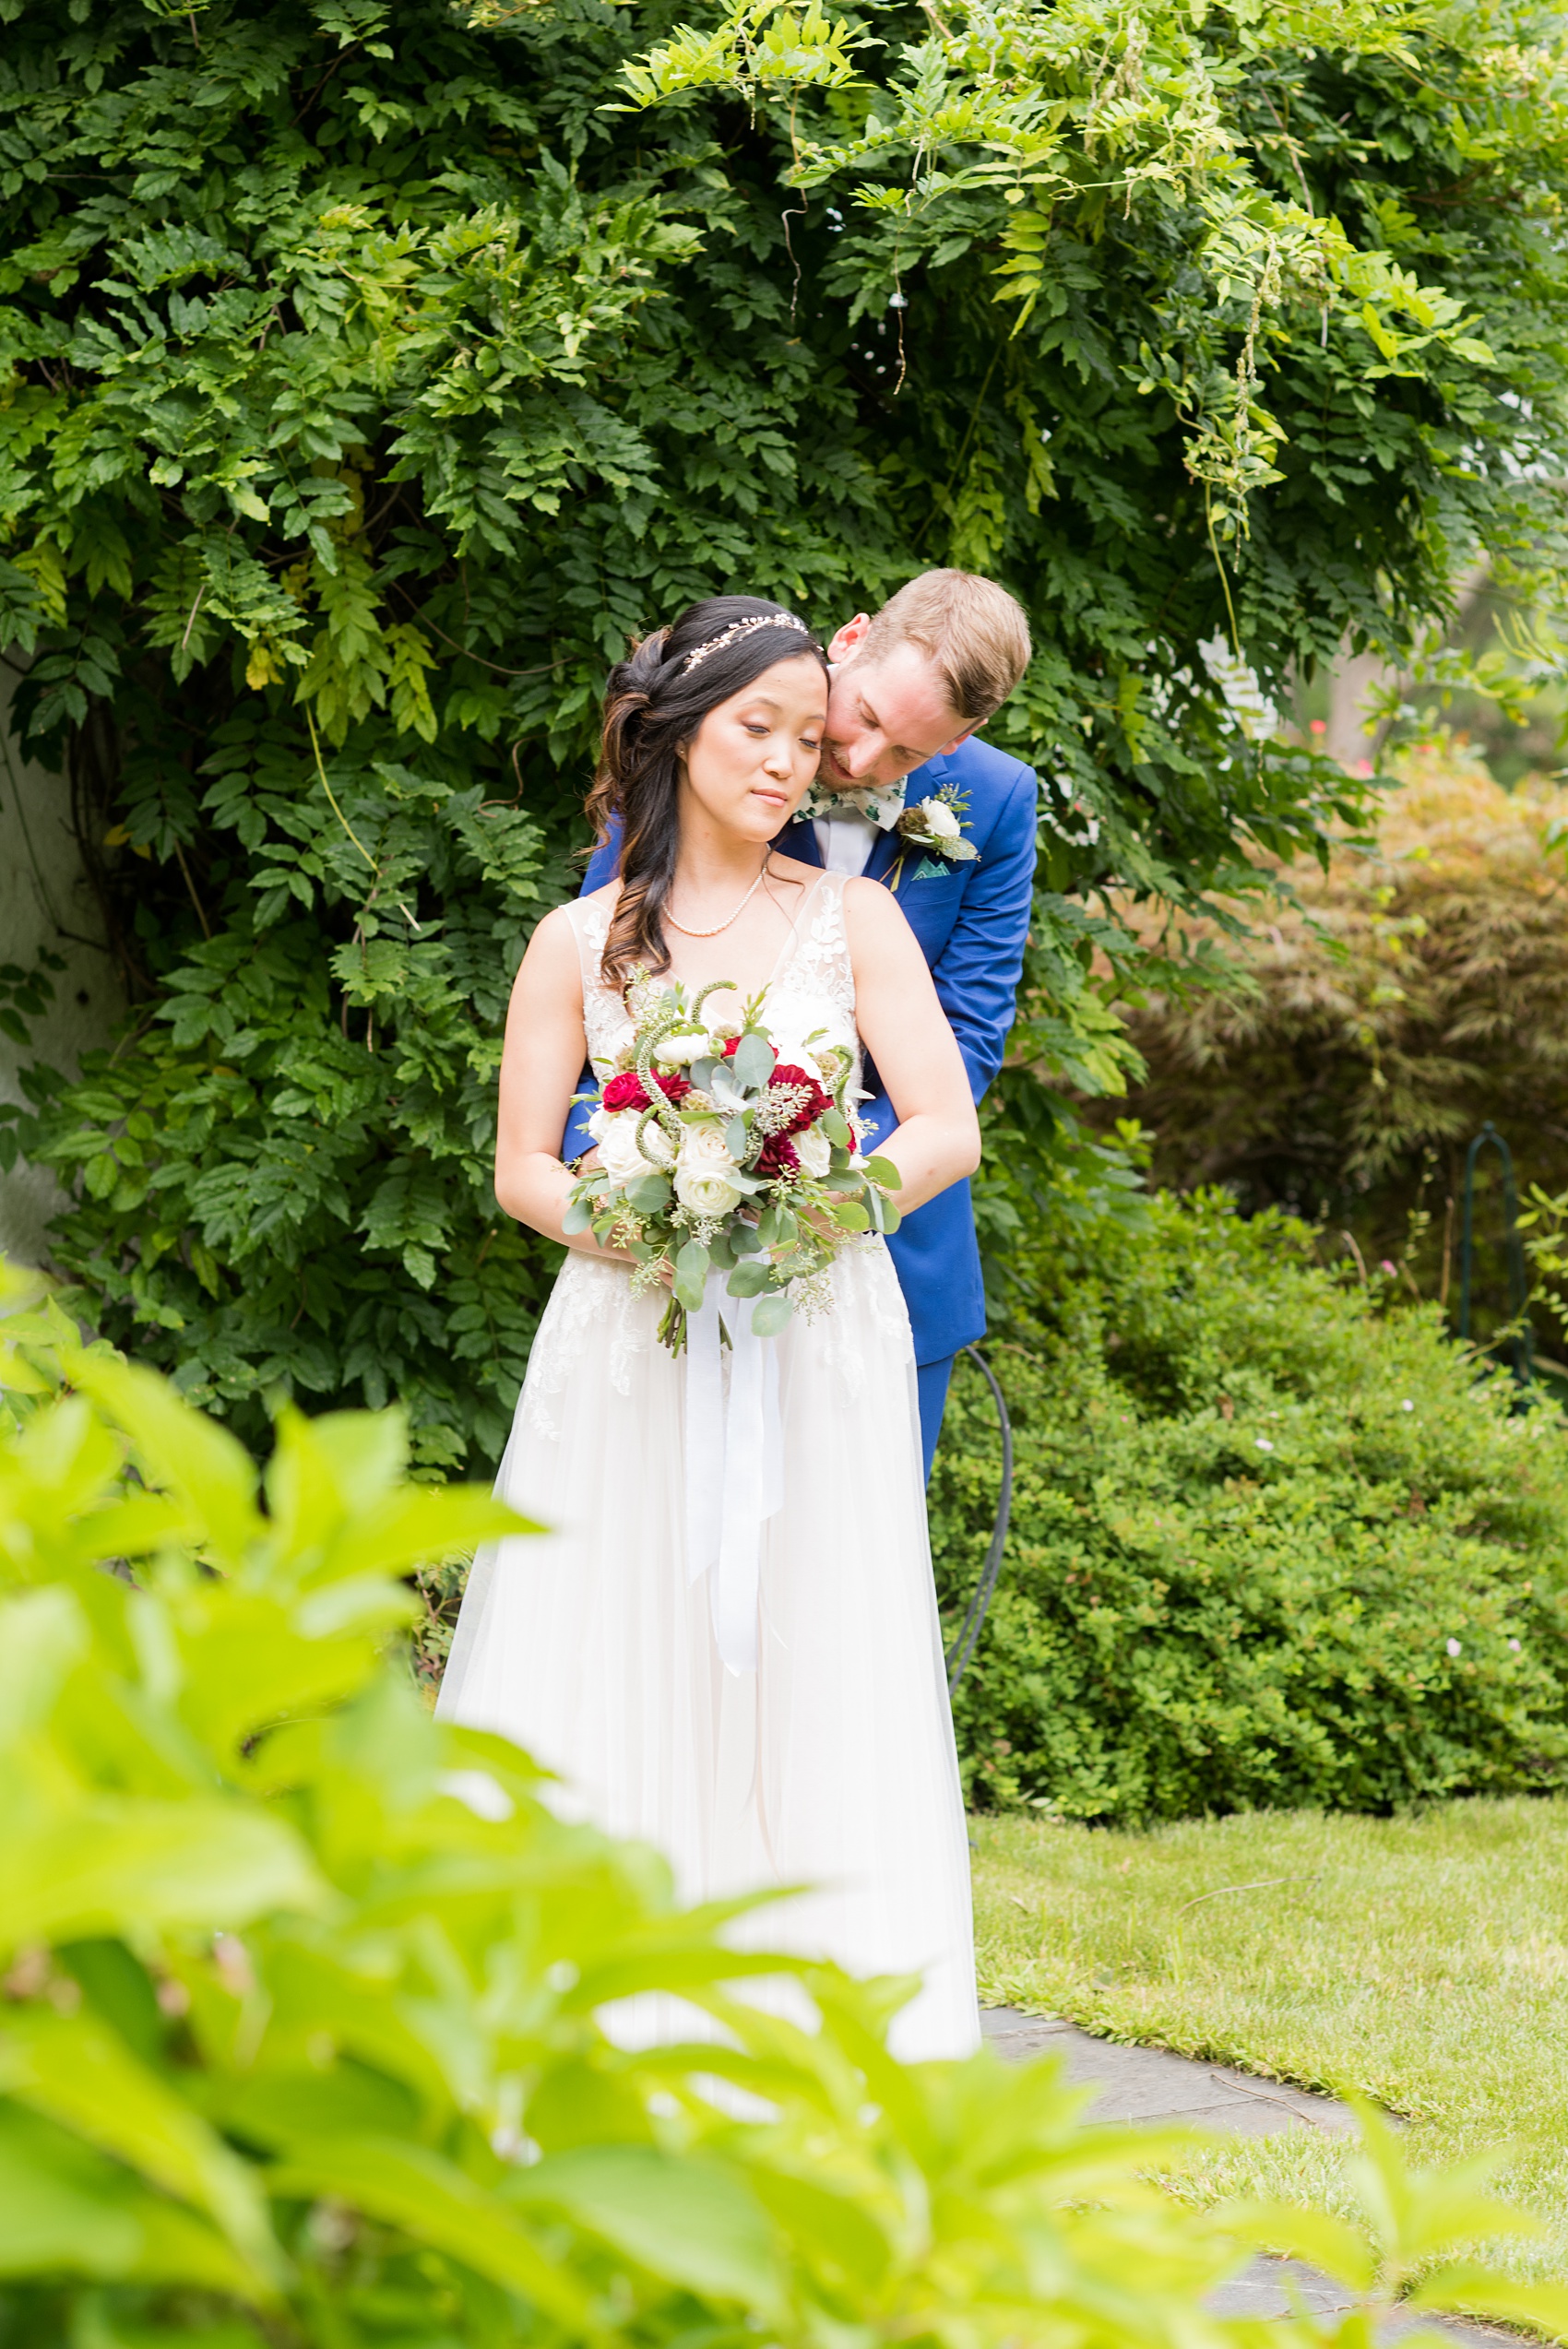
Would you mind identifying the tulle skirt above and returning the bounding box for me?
[436,1240,979,2061]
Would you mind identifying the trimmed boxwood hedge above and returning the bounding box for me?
[932,1193,1568,1821]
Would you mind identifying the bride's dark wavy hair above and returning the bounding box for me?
[587,596,829,994]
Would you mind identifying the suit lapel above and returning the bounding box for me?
[774,814,824,869]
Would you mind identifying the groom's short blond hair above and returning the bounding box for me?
[857,569,1031,728]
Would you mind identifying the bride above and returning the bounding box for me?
[437,595,982,2058]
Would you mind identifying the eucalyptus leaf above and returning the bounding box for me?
[862,1156,902,1190]
[822,1108,850,1147]
[562,1200,595,1236]
[831,1201,872,1233]
[725,1258,776,1299]
[731,1222,764,1257]
[673,1239,709,1312]
[757,1206,798,1249]
[628,1174,671,1214]
[731,1032,776,1091]
[724,1115,750,1160]
[750,1291,794,1337]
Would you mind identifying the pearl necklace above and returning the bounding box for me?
[664,858,771,939]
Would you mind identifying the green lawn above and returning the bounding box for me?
[971,1797,1568,2286]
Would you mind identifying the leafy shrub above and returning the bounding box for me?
[932,1191,1568,1823]
[1092,743,1568,1344]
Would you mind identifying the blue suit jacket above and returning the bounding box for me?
[568,733,1038,1363]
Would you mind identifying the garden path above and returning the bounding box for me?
[980,2008,1511,2339]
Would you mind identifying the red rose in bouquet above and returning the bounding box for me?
[602,1070,693,1114]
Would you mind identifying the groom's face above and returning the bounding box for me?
[817,620,972,793]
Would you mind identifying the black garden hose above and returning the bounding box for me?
[943,1344,1013,1696]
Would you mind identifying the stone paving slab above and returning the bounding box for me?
[980,2008,1515,2343]
[980,2007,1360,2140]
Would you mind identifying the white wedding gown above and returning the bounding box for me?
[437,872,979,2060]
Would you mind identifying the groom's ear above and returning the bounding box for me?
[826,612,872,664]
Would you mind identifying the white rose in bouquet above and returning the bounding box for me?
[591,1107,674,1188]
[792,1122,831,1178]
[674,1121,744,1216]
[654,1027,710,1067]
[923,799,962,842]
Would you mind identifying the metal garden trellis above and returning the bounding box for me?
[1458,1121,1532,1390]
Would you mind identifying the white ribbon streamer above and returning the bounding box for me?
[684,1269,783,1674]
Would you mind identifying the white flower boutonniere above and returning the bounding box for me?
[886,783,980,892]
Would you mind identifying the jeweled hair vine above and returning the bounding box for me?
[587,598,828,995]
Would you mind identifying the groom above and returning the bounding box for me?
[571,567,1038,1480]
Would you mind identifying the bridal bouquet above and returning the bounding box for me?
[564,979,901,1352]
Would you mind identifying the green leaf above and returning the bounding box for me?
[510,2145,780,2307]
[562,1199,594,1234]
[861,1155,902,1190]
[751,1292,793,1336]
[725,1114,750,1158]
[65,1355,259,1569]
[267,2137,591,2323]
[673,1238,710,1312]
[726,1258,776,1299]
[1221,2200,1375,2291]
[0,1797,322,1956]
[757,1205,797,1249]
[0,2103,142,2278]
[748,2165,891,2289]
[731,1032,776,1090]
[0,2007,283,2284]
[821,1107,849,1146]
[831,1201,872,1232]
[1409,2264,1568,2334]
[628,1173,672,1213]
[0,1588,88,1755]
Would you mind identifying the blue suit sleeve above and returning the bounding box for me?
[859,762,1037,1156]
[931,763,1038,1104]
[581,820,621,893]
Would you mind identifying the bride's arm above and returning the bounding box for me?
[494,908,624,1255]
[843,880,982,1215]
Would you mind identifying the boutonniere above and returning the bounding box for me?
[885,783,980,892]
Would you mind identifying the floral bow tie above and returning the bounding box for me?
[796,777,909,830]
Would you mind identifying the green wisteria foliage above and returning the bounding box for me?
[2,0,1567,1463]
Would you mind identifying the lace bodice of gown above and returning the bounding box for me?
[565,873,861,1090]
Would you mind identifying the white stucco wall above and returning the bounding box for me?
[0,671,124,1267]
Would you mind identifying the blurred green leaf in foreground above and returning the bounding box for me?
[0,1255,1564,2346]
